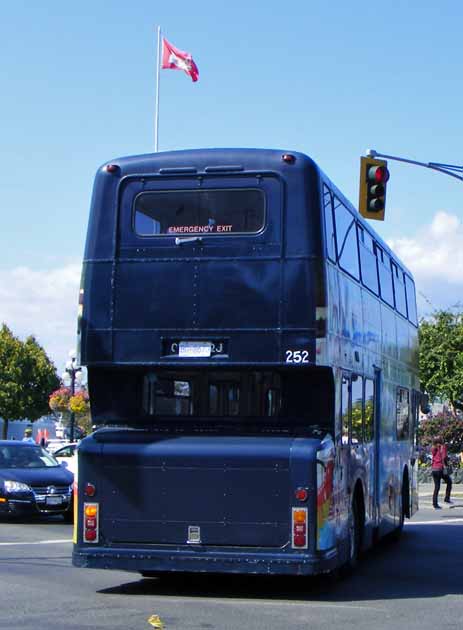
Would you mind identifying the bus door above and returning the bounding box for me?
[370,369,381,526]
[340,373,361,517]
[409,390,420,515]
[339,371,380,528]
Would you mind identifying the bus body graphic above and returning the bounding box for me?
[73,148,419,577]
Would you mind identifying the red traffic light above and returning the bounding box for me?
[368,165,390,184]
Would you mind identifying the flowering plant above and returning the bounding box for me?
[69,390,90,415]
[419,412,463,452]
[49,387,71,412]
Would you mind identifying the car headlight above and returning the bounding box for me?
[4,480,32,493]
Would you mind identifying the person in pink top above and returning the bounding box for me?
[431,436,452,509]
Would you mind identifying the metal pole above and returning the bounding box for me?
[154,25,161,152]
[366,149,463,183]
[70,366,75,443]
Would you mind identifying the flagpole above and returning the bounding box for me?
[154,25,161,152]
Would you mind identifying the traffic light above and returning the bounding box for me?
[358,156,390,220]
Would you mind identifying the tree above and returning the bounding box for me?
[0,325,60,439]
[419,309,463,411]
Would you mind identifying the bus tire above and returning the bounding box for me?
[342,493,362,574]
[390,478,408,542]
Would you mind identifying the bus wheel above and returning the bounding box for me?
[343,495,361,573]
[390,480,408,542]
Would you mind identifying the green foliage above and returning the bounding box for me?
[419,309,463,410]
[418,412,463,452]
[0,325,60,439]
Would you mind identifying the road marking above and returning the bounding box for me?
[160,597,386,612]
[406,518,463,525]
[0,538,72,546]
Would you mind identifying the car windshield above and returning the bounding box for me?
[0,445,58,469]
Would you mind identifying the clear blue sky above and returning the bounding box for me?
[1,1,462,366]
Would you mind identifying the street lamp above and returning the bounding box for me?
[61,350,82,443]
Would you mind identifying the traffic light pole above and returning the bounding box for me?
[367,149,463,183]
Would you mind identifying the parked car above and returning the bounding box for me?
[0,441,74,522]
[46,439,69,454]
[53,443,78,477]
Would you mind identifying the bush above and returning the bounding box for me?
[419,412,463,452]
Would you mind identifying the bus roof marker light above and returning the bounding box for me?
[282,154,296,164]
[105,164,120,175]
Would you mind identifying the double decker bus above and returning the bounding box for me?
[73,148,420,577]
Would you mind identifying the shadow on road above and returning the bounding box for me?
[98,523,463,602]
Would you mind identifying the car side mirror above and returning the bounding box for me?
[60,461,69,468]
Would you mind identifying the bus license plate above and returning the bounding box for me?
[179,341,212,357]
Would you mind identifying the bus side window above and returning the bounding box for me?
[323,185,336,262]
[396,387,410,440]
[392,261,407,317]
[341,374,350,444]
[358,226,379,295]
[334,198,360,280]
[405,275,418,326]
[411,390,420,448]
[376,246,394,307]
[364,378,375,441]
[351,375,363,444]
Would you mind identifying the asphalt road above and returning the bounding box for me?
[0,495,462,630]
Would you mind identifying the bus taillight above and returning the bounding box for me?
[295,487,308,502]
[84,503,99,543]
[84,482,96,497]
[292,507,308,549]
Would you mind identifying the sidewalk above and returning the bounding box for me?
[418,482,463,509]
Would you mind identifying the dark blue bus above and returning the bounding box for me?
[72,148,420,577]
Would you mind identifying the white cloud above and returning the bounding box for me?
[0,263,81,371]
[388,211,463,315]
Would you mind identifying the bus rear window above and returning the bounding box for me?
[137,368,334,434]
[134,189,265,236]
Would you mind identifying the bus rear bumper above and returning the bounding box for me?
[72,546,339,576]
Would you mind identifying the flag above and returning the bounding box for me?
[161,37,199,82]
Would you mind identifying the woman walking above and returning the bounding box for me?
[431,436,452,509]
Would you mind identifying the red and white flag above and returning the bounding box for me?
[161,37,199,82]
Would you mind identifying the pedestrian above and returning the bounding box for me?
[22,427,35,443]
[431,436,452,509]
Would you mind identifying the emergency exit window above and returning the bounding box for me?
[134,188,265,236]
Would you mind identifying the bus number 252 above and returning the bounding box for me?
[285,350,310,364]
